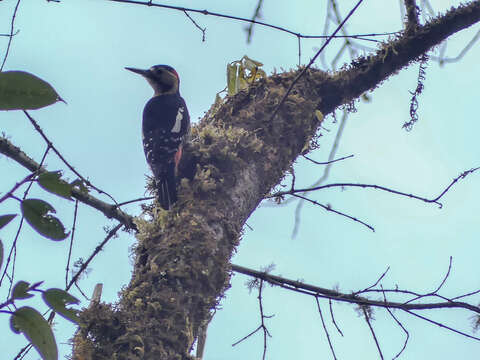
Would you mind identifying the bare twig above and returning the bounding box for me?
[183,10,206,41]
[0,136,137,230]
[354,267,390,295]
[258,280,271,360]
[381,286,409,359]
[329,299,344,336]
[66,223,123,291]
[107,0,394,42]
[291,111,348,238]
[316,297,337,360]
[0,30,20,37]
[272,167,480,209]
[403,309,480,341]
[0,147,49,291]
[12,342,32,360]
[44,223,124,327]
[362,306,384,360]
[302,154,354,165]
[292,193,375,232]
[231,264,480,314]
[452,288,480,301]
[430,256,453,294]
[1,0,21,71]
[431,167,480,203]
[0,173,35,203]
[232,279,273,360]
[114,196,153,207]
[232,325,262,347]
[65,200,79,287]
[24,111,119,205]
[403,256,452,305]
[269,0,365,122]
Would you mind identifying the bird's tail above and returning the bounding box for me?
[156,162,177,210]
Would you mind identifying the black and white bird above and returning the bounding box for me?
[126,65,190,210]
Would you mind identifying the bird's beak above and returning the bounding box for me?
[125,67,151,78]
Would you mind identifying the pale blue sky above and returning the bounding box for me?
[1,1,480,359]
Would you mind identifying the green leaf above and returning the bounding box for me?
[21,199,69,241]
[0,71,63,110]
[10,306,58,360]
[37,171,73,200]
[0,214,17,229]
[42,288,80,324]
[12,281,35,300]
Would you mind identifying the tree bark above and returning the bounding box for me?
[72,2,480,359]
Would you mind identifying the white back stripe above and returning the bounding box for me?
[172,107,184,133]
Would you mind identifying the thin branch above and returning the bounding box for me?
[1,0,21,71]
[0,147,49,290]
[329,299,344,336]
[381,286,409,359]
[182,10,206,41]
[302,154,354,165]
[292,193,375,232]
[232,279,273,360]
[232,326,262,347]
[66,223,123,291]
[315,2,480,118]
[269,0,365,122]
[362,306,384,360]
[403,309,480,341]
[430,256,453,294]
[65,200,79,287]
[0,30,20,37]
[231,264,480,314]
[403,256,452,305]
[107,0,394,41]
[271,167,480,209]
[316,297,338,360]
[12,342,32,360]
[431,167,480,203]
[0,173,35,203]
[46,223,123,329]
[452,288,480,301]
[0,136,137,230]
[291,110,348,238]
[258,280,271,360]
[115,196,153,207]
[355,267,390,295]
[24,111,119,205]
[357,285,456,304]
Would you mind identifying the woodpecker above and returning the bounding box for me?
[126,65,190,210]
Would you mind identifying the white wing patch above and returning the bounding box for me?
[171,107,184,133]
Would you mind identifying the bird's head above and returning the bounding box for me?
[126,65,180,96]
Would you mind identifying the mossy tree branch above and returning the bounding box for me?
[0,136,137,230]
[70,2,480,359]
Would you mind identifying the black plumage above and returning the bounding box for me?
[142,94,189,209]
[126,65,190,210]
